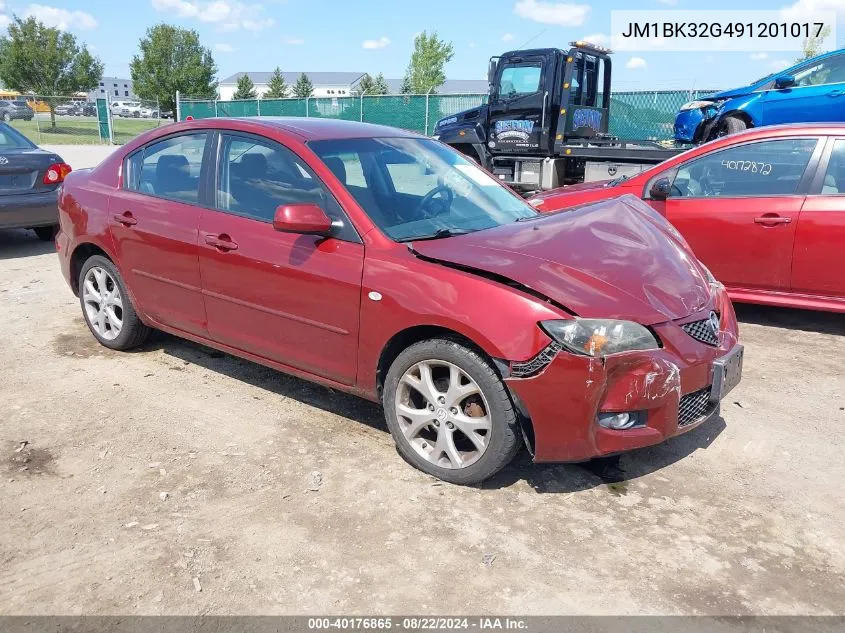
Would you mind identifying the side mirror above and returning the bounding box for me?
[774,75,796,90]
[488,57,499,89]
[272,203,332,236]
[649,177,672,201]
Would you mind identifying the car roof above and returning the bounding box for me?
[206,117,421,141]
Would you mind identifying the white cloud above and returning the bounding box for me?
[468,40,476,48]
[502,32,515,42]
[23,4,97,30]
[626,56,647,69]
[283,36,304,45]
[214,43,235,52]
[0,14,9,29]
[513,0,590,26]
[362,36,390,49]
[750,52,769,61]
[654,0,677,4]
[151,0,274,32]
[771,59,791,70]
[781,0,845,20]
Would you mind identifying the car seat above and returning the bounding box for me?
[155,155,194,199]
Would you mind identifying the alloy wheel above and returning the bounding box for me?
[82,266,124,340]
[394,360,492,469]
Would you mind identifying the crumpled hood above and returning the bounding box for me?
[411,195,712,325]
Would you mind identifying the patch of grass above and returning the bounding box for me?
[9,115,167,146]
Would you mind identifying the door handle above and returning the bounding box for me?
[754,215,792,226]
[112,212,137,226]
[829,90,843,97]
[204,233,238,251]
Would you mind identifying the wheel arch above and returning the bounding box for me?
[69,242,113,296]
[375,324,535,455]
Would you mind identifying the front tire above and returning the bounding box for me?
[78,255,150,350]
[383,339,522,485]
[718,115,748,137]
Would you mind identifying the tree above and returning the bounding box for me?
[0,16,103,128]
[373,73,390,95]
[232,74,257,100]
[399,72,413,94]
[130,24,217,115]
[405,31,454,94]
[264,67,288,98]
[292,73,314,98]
[353,73,375,96]
[796,25,832,62]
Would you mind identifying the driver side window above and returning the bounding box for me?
[665,138,818,198]
[498,64,542,97]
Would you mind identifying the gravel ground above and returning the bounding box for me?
[1,228,844,615]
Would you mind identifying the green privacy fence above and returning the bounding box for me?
[179,94,489,136]
[178,90,718,141]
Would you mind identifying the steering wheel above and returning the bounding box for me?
[415,185,454,217]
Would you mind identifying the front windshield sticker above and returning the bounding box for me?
[494,120,534,141]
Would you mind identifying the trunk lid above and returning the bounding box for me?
[0,148,63,195]
[411,195,712,325]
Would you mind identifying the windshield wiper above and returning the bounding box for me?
[607,174,629,187]
[396,228,474,243]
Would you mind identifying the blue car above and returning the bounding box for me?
[675,48,845,144]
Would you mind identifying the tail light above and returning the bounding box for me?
[43,162,72,185]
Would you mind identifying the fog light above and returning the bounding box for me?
[597,412,640,430]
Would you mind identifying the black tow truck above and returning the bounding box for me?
[434,41,684,193]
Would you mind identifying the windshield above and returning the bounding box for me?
[308,137,537,242]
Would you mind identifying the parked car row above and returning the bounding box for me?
[109,101,169,119]
[54,102,97,117]
[55,118,743,485]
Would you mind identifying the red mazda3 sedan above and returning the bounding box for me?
[529,124,845,314]
[56,118,742,484]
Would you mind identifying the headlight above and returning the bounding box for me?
[540,319,659,357]
[679,100,716,111]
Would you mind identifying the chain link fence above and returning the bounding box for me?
[3,95,170,145]
[179,90,718,140]
[180,94,489,136]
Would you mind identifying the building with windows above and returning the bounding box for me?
[218,72,488,100]
[89,77,138,102]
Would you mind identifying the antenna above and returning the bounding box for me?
[516,29,546,50]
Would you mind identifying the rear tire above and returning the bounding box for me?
[33,225,58,241]
[718,115,748,137]
[78,255,150,351]
[383,339,522,485]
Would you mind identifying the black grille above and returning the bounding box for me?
[678,386,716,427]
[511,342,562,378]
[681,318,719,346]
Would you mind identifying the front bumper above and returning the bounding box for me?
[674,105,720,144]
[0,189,59,230]
[506,289,740,462]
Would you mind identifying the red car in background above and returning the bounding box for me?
[529,124,845,314]
[56,117,742,484]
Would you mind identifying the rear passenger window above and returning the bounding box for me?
[668,138,818,198]
[215,134,359,242]
[125,133,208,204]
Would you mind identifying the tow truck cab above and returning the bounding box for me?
[436,42,679,192]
